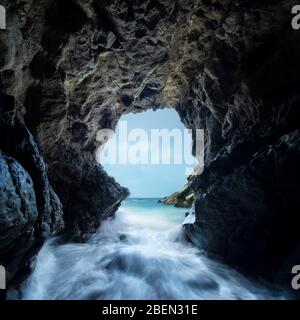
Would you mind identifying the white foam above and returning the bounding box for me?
[21,206,285,300]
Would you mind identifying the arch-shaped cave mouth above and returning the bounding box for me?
[99,108,197,202]
[94,107,197,236]
[1,0,300,301]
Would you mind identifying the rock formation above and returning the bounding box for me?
[0,0,300,291]
[0,93,64,287]
[163,182,194,208]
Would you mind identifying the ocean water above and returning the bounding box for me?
[21,198,285,300]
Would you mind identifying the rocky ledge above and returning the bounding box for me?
[163,182,194,208]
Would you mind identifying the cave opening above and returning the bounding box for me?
[98,108,197,201]
[1,0,299,302]
[94,107,198,231]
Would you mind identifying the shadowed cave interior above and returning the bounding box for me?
[0,0,300,299]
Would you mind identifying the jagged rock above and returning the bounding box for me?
[0,153,38,278]
[163,183,194,208]
[185,121,300,283]
[0,0,300,290]
[0,94,63,288]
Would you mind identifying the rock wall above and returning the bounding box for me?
[0,0,300,288]
[181,0,300,284]
[0,94,63,287]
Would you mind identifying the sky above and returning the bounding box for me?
[100,109,196,198]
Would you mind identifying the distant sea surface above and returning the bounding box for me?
[121,198,187,231]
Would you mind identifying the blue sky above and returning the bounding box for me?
[101,109,196,198]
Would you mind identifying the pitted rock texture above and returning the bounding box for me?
[0,153,39,287]
[0,0,300,288]
[185,108,300,283]
[0,94,63,288]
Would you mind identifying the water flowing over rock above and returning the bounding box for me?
[0,0,300,291]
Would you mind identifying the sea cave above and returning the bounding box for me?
[0,0,300,300]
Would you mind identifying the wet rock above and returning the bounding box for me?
[119,234,128,242]
[163,183,194,208]
[185,124,300,284]
[0,153,37,282]
[1,0,300,289]
[0,93,63,289]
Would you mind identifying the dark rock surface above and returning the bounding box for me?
[185,123,300,283]
[0,94,63,288]
[0,0,300,290]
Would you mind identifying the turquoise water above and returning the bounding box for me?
[21,199,284,300]
[120,198,187,231]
